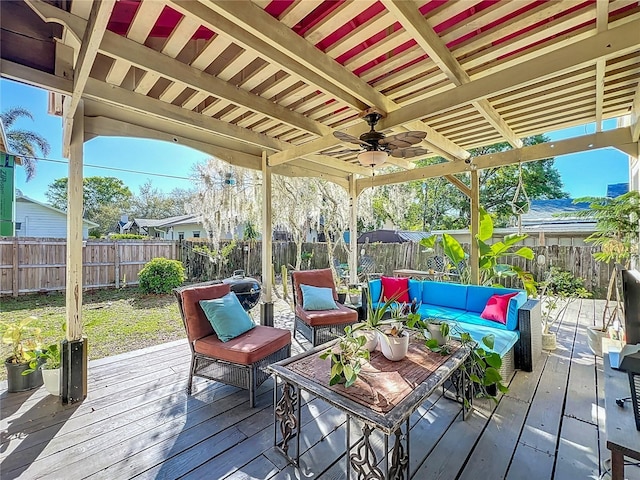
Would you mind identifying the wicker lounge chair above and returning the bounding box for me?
[291,268,358,346]
[174,281,291,407]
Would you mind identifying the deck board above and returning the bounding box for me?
[2,299,638,479]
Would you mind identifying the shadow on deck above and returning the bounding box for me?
[1,299,639,479]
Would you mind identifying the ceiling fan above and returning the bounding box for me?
[331,110,429,167]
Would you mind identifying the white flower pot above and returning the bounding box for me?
[349,294,361,304]
[586,326,608,357]
[542,332,557,351]
[426,323,449,346]
[42,368,61,396]
[353,324,377,352]
[378,330,410,361]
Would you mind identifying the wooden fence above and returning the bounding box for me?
[0,237,179,296]
[1,237,613,298]
[181,240,612,299]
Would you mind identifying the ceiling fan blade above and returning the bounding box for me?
[380,131,427,149]
[333,131,364,145]
[390,146,430,159]
[325,149,360,156]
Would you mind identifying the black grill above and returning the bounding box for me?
[222,270,261,311]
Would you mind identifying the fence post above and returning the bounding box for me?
[114,241,120,289]
[12,237,19,297]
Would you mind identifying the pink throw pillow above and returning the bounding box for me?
[380,276,410,303]
[480,292,519,325]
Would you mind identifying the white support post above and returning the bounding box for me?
[470,169,480,285]
[62,98,88,404]
[261,151,274,326]
[66,98,84,341]
[348,174,358,285]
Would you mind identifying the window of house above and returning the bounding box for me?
[178,232,184,241]
[15,222,21,230]
[192,231,200,238]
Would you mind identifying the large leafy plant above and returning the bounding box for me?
[1,317,42,365]
[420,207,535,295]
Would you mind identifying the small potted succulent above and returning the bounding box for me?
[348,287,361,305]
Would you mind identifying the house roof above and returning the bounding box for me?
[16,193,99,227]
[1,1,638,193]
[358,229,432,244]
[520,199,593,226]
[607,183,629,198]
[125,215,201,230]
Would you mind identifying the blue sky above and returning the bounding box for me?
[0,79,630,203]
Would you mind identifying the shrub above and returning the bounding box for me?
[138,257,186,294]
[111,233,149,240]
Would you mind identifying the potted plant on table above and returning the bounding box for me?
[1,317,44,393]
[319,325,369,387]
[377,322,411,361]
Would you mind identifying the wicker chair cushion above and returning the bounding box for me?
[295,303,357,327]
[194,325,291,365]
[292,268,338,305]
[180,283,230,342]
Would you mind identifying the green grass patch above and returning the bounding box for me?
[0,287,185,380]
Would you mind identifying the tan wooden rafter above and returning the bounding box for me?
[631,80,640,143]
[356,127,632,194]
[60,0,115,158]
[595,0,609,132]
[270,20,639,165]
[382,0,523,149]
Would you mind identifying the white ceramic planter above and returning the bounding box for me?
[426,323,449,346]
[349,294,361,304]
[354,325,378,352]
[542,332,557,351]
[586,326,608,357]
[378,331,410,361]
[42,368,61,396]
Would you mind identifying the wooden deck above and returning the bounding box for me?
[2,299,639,480]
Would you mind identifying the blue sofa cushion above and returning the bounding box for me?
[422,281,468,310]
[408,279,422,304]
[450,323,519,358]
[417,304,466,321]
[369,279,382,304]
[466,286,521,313]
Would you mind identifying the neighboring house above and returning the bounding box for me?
[15,192,98,239]
[119,214,205,239]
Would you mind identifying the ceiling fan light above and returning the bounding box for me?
[358,150,387,167]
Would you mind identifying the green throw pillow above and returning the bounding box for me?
[199,292,255,342]
[300,284,338,311]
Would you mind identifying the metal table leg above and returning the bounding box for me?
[273,377,301,466]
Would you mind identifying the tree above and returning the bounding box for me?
[188,157,261,246]
[1,107,50,181]
[45,176,133,234]
[130,180,193,219]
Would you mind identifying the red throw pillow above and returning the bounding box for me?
[380,276,410,303]
[480,292,519,325]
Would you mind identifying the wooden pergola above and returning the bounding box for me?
[2,0,639,399]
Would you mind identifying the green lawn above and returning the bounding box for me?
[0,288,186,381]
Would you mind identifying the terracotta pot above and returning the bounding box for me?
[378,330,410,361]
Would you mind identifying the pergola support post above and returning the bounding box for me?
[62,98,87,404]
[348,174,358,286]
[261,151,274,326]
[470,169,480,285]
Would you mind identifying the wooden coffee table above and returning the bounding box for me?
[269,338,472,479]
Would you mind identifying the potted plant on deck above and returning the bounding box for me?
[568,192,640,356]
[24,342,62,396]
[538,267,591,351]
[1,317,44,393]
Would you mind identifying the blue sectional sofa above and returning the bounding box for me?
[366,279,541,375]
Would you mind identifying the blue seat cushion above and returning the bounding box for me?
[417,304,466,321]
[450,322,519,357]
[466,287,527,331]
[422,281,468,310]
